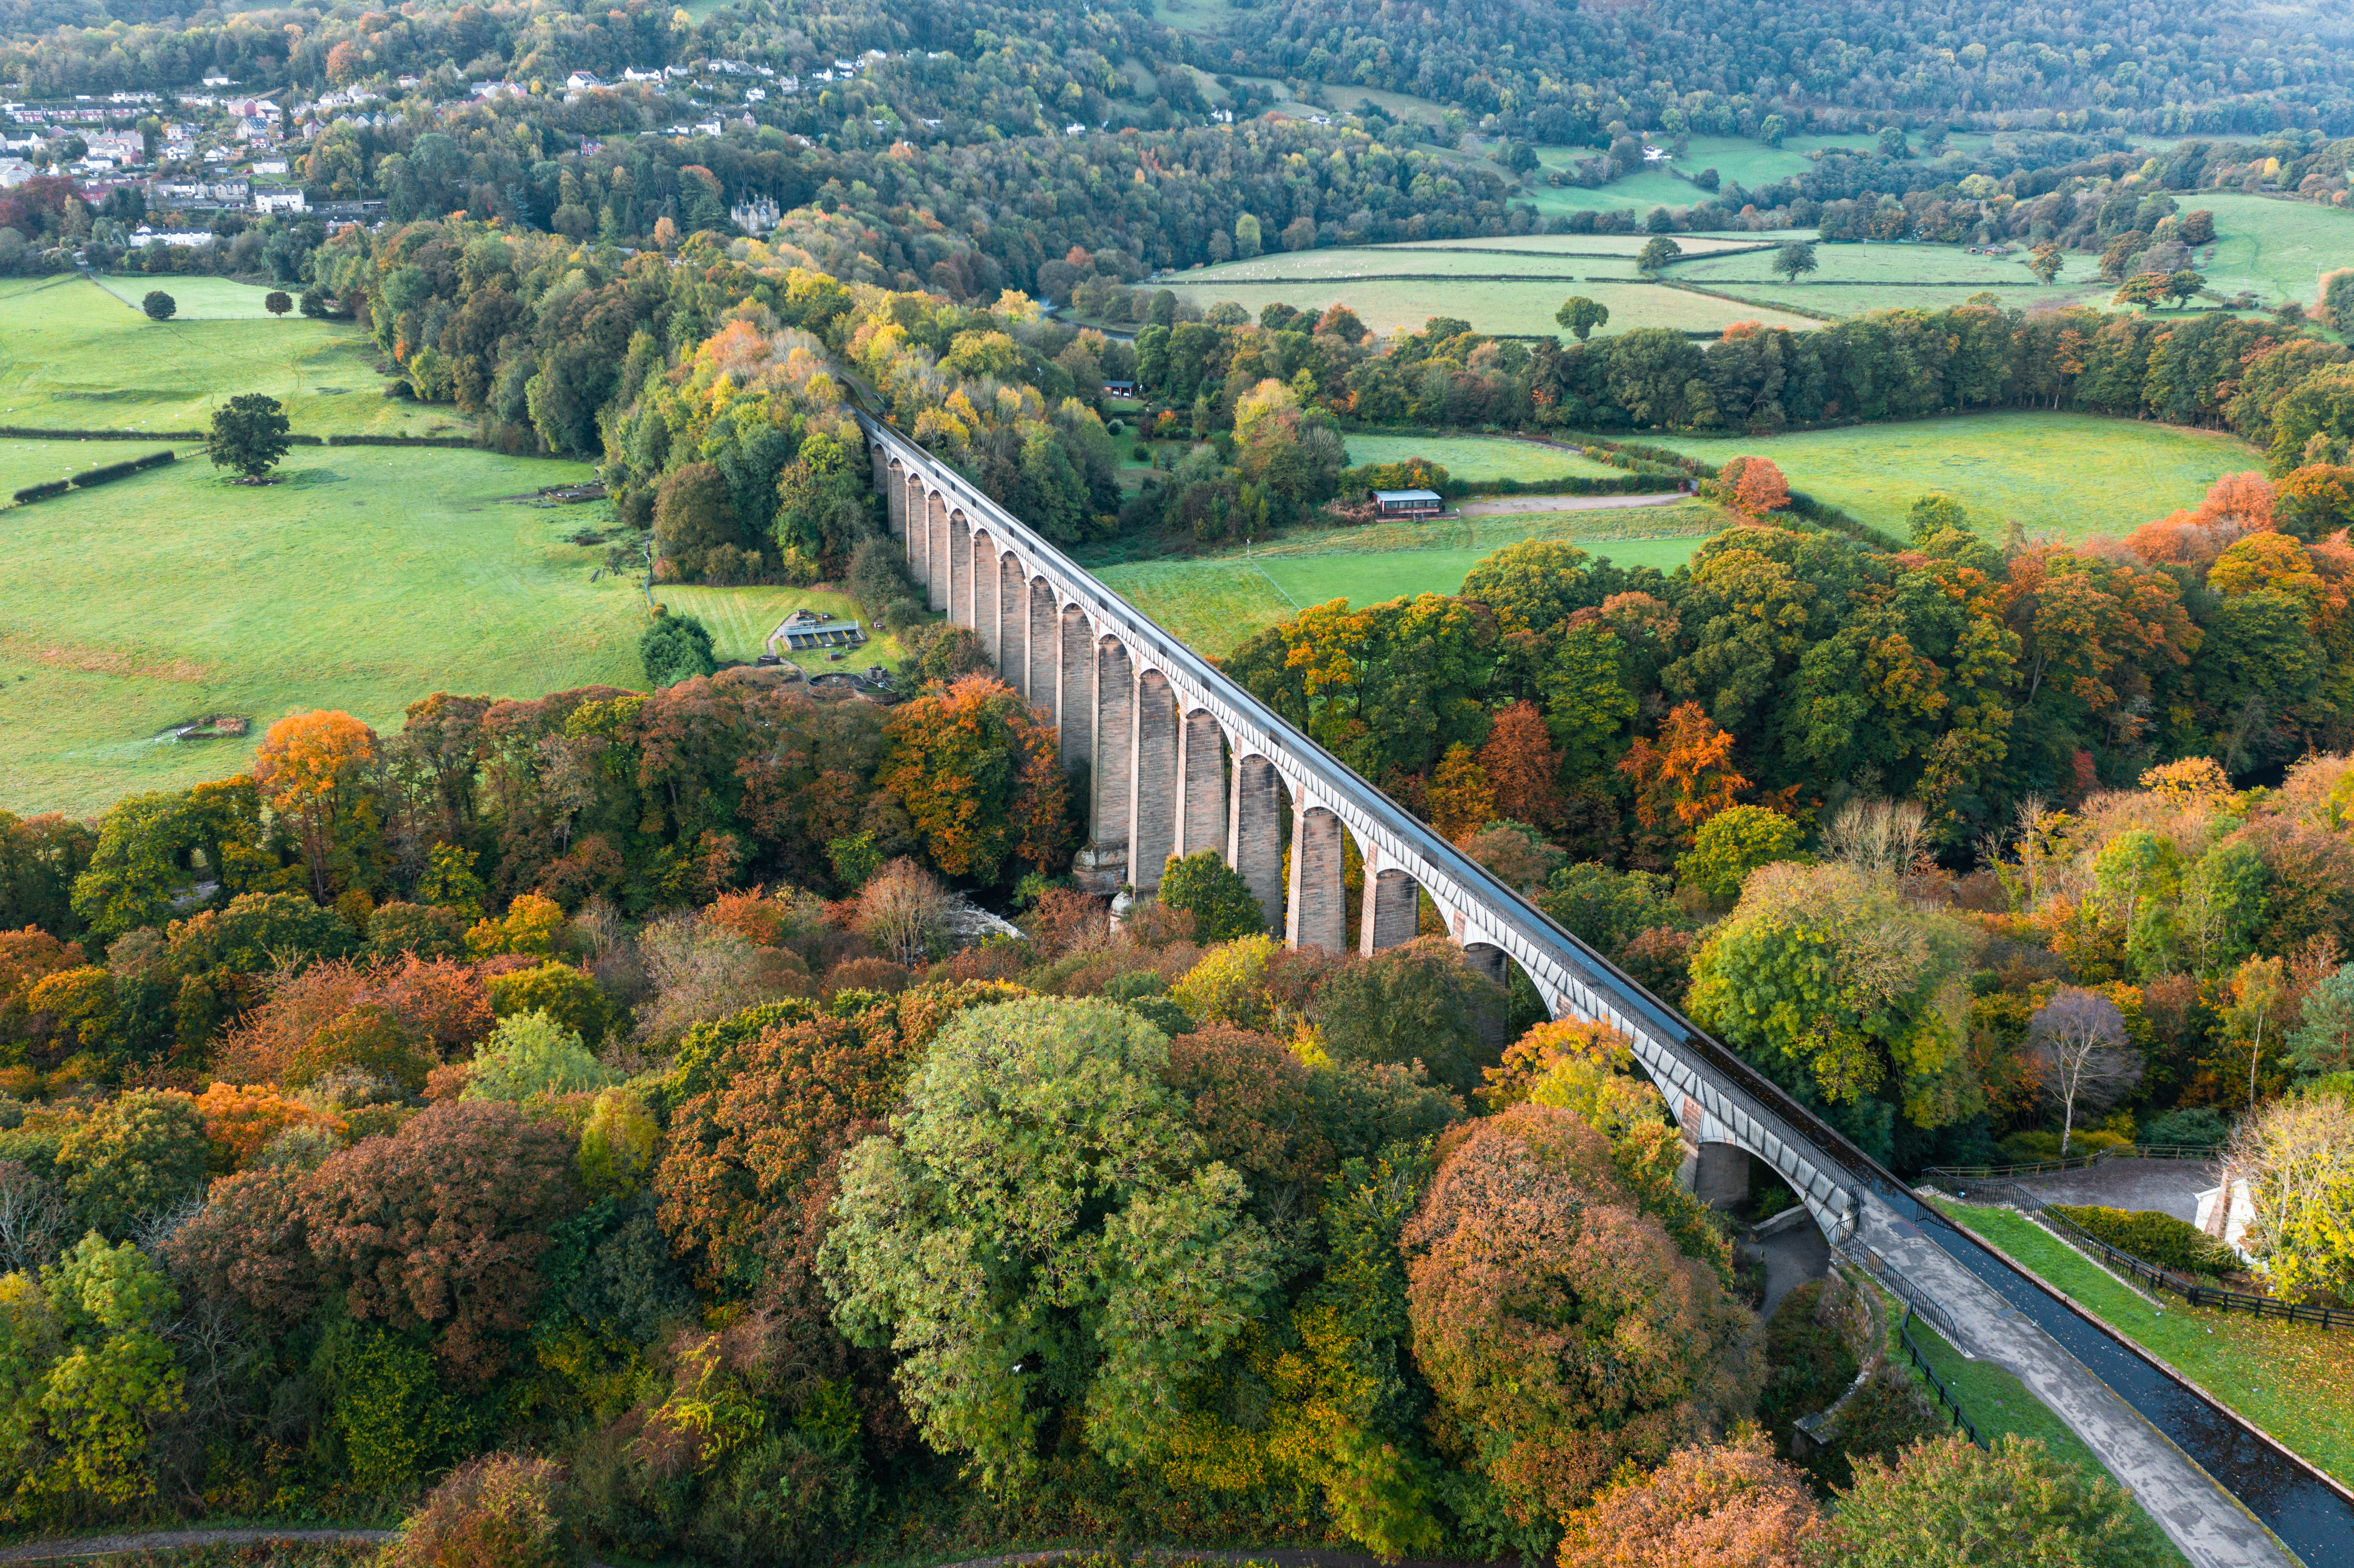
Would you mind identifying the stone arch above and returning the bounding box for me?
[925,489,949,610]
[1176,708,1226,859]
[997,553,1027,699]
[1228,751,1284,935]
[1057,602,1093,770]
[969,527,997,655]
[1027,576,1060,718]
[1288,801,1347,954]
[1128,668,1179,893]
[944,513,972,630]
[1360,866,1420,955]
[1092,635,1133,849]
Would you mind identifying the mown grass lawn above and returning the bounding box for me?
[1932,1200,2354,1488]
[88,274,305,320]
[1644,411,2262,541]
[1891,1291,2193,1566]
[0,440,637,816]
[2188,193,2354,315]
[0,273,454,438]
[657,584,911,675]
[1092,501,1723,656]
[1341,433,1622,482]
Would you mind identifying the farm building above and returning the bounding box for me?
[1373,488,1444,518]
[769,608,867,652]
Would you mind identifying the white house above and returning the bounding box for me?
[253,187,307,213]
[566,71,602,91]
[0,158,32,187]
[249,157,288,175]
[695,117,723,136]
[622,67,664,82]
[130,224,211,248]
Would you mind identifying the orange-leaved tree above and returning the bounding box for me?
[252,710,379,899]
[880,675,1067,882]
[1722,455,1790,519]
[1478,700,1563,829]
[1428,742,1496,841]
[1618,702,1749,842]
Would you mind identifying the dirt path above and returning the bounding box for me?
[0,1530,394,1564]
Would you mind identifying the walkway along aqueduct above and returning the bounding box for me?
[859,409,2354,1568]
[860,412,1864,1240]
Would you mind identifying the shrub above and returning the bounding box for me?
[388,1452,577,1568]
[2053,1205,2239,1276]
[2140,1105,2229,1149]
[140,290,175,320]
[639,612,717,688]
[1157,849,1267,944]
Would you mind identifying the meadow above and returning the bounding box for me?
[1341,432,1622,481]
[1091,502,1723,655]
[88,274,304,320]
[2185,193,2354,310]
[656,584,910,673]
[1647,412,2262,541]
[1672,237,2116,318]
[0,440,651,814]
[0,274,462,439]
[1156,272,1817,338]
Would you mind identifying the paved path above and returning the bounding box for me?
[1747,1217,1831,1319]
[1862,1205,2301,1568]
[1459,492,1687,516]
[2003,1158,2218,1224]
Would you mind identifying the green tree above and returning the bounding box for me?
[639,612,717,688]
[1310,937,1507,1098]
[1555,295,1610,342]
[651,461,746,582]
[32,1233,186,1506]
[1769,241,1819,284]
[1906,494,1970,545]
[204,393,293,481]
[2162,269,2206,309]
[264,291,292,316]
[1822,1434,2143,1567]
[461,1010,615,1102]
[140,290,175,321]
[55,1091,208,1240]
[1686,862,1976,1157]
[1675,804,1804,906]
[2026,245,2064,284]
[1637,236,1683,275]
[2287,965,2354,1080]
[1157,849,1268,944]
[487,960,617,1046]
[2326,269,2354,335]
[1877,124,1911,158]
[823,997,1278,1485]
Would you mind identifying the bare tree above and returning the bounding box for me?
[1823,798,1929,882]
[0,1160,71,1275]
[2026,987,2142,1154]
[859,857,953,968]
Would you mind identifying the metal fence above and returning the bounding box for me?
[1929,1173,2354,1332]
[1923,1143,2222,1185]
[1898,1304,1982,1447]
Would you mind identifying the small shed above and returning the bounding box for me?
[1373,488,1444,518]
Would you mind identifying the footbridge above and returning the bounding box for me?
[862,411,2354,1568]
[860,411,1866,1242]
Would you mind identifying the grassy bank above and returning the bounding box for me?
[1932,1200,2354,1487]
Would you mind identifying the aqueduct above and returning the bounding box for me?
[862,411,1867,1242]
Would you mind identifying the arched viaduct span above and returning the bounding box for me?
[861,411,1869,1244]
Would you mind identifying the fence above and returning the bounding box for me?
[1899,1305,1982,1446]
[1924,1143,2222,1185]
[1926,1160,2354,1332]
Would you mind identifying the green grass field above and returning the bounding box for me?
[1158,273,1818,339]
[1891,1292,2193,1566]
[89,275,300,320]
[1341,433,1621,481]
[1092,502,1722,655]
[656,584,909,674]
[1646,412,2261,541]
[1674,238,2115,317]
[0,441,649,814]
[0,274,459,438]
[1933,1201,2354,1486]
[2186,193,2354,309]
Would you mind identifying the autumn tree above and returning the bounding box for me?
[881,675,1068,882]
[1428,743,1496,841]
[1402,1104,1757,1526]
[252,710,380,900]
[302,1099,582,1381]
[1676,804,1804,906]
[1556,1431,1825,1568]
[1478,701,1563,829]
[856,857,952,966]
[1619,702,1749,846]
[2227,1090,2354,1302]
